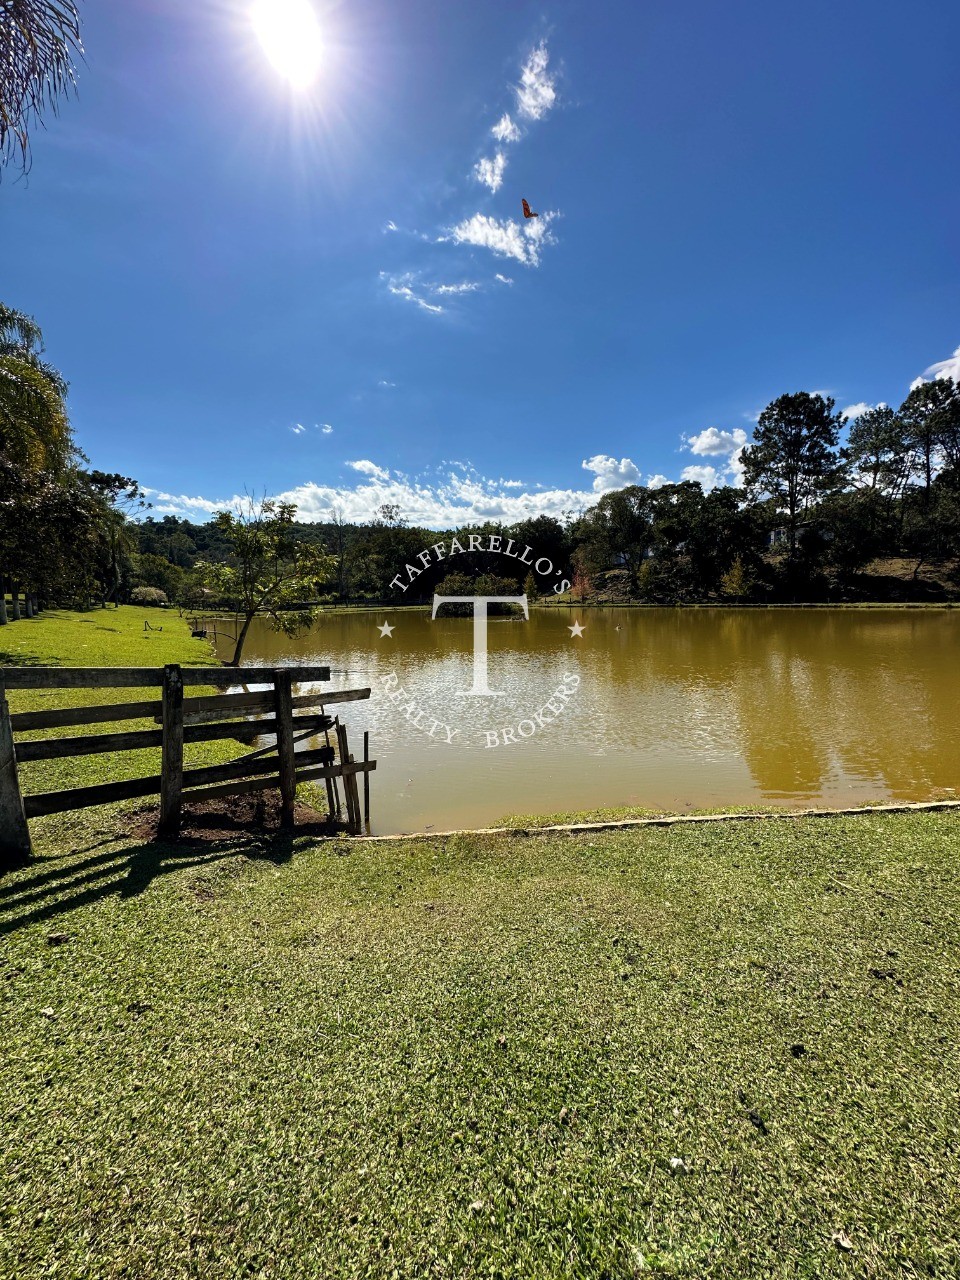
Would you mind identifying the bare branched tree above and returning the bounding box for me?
[1,1,83,172]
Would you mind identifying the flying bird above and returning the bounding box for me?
[521,198,539,219]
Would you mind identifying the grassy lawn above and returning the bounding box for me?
[1,608,958,1277]
[0,811,957,1278]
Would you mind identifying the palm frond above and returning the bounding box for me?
[0,0,83,172]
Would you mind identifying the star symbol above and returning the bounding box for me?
[378,620,395,638]
[568,620,586,638]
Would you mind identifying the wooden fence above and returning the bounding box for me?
[0,665,376,866]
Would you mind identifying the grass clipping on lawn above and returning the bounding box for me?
[2,810,959,1278]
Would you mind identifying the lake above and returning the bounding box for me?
[218,608,960,834]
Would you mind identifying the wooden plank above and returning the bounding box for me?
[0,665,331,690]
[0,683,32,864]
[313,688,371,707]
[182,746,333,791]
[12,714,331,762]
[185,712,330,745]
[159,665,184,837]
[172,690,363,727]
[11,698,161,732]
[274,671,296,829]
[14,727,164,762]
[24,773,162,819]
[179,760,376,811]
[21,747,345,820]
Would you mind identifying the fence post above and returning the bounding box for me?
[274,671,296,829]
[159,664,184,837]
[0,676,32,867]
[363,730,370,828]
[336,721,360,834]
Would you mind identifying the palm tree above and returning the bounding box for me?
[1,0,82,171]
[0,302,71,472]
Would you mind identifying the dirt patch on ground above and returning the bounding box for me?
[125,791,334,844]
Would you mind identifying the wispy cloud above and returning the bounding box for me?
[494,273,513,285]
[840,402,873,421]
[290,424,307,436]
[347,459,391,481]
[922,343,960,384]
[474,151,507,192]
[516,41,558,121]
[433,281,481,295]
[447,211,557,267]
[320,423,334,434]
[381,272,445,314]
[491,113,520,143]
[470,42,559,215]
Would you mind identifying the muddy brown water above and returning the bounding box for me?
[216,608,960,835]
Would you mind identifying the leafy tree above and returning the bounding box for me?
[193,498,334,666]
[0,0,82,171]
[0,302,71,473]
[898,378,960,503]
[740,392,846,552]
[846,405,911,497]
[720,555,751,599]
[135,552,185,602]
[130,586,168,606]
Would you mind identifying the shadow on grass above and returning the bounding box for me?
[0,650,59,668]
[0,828,310,938]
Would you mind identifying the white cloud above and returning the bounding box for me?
[923,343,960,383]
[516,41,557,121]
[290,424,307,435]
[582,454,642,493]
[494,273,513,285]
[725,448,746,488]
[680,464,721,489]
[382,272,444,314]
[687,426,748,456]
[320,423,334,434]
[840,402,873,421]
[474,151,507,192]
[383,220,398,232]
[447,211,556,266]
[491,112,520,143]
[433,281,481,295]
[377,379,396,388]
[347,459,391,481]
[141,448,651,529]
[910,376,927,392]
[647,474,670,489]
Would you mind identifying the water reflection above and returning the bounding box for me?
[223,609,959,832]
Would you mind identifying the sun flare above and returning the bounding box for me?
[251,0,324,89]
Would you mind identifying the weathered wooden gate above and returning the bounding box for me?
[0,664,375,866]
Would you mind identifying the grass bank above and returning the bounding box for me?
[2,810,958,1278]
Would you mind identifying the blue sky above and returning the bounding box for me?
[3,0,959,526]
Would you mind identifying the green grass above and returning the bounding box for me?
[2,810,959,1278]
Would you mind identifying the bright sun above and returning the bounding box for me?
[251,0,324,89]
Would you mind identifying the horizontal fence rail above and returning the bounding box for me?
[0,665,374,866]
[0,665,332,690]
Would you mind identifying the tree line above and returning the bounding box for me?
[3,302,960,641]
